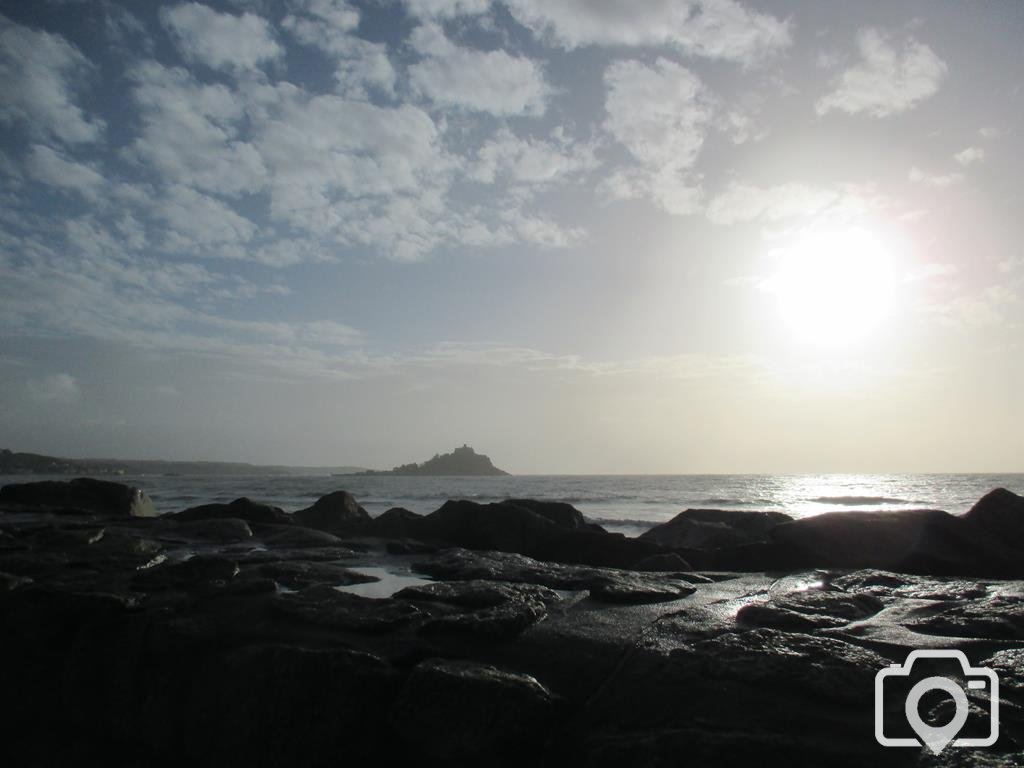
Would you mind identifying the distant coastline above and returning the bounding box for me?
[0,448,367,477]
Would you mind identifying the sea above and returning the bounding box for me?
[4,472,1022,537]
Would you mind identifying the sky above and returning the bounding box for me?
[0,0,1022,474]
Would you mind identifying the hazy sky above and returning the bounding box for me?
[1,0,1022,473]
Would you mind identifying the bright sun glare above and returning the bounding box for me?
[772,226,897,346]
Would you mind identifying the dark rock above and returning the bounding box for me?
[504,499,605,532]
[631,552,693,571]
[420,599,549,638]
[0,477,156,518]
[153,517,254,543]
[25,525,107,548]
[170,497,289,526]
[415,547,703,597]
[386,538,437,555]
[566,627,891,767]
[963,487,1024,547]
[732,584,884,634]
[396,579,561,609]
[900,594,1024,639]
[255,523,343,549]
[0,571,31,590]
[231,545,358,565]
[413,548,707,609]
[369,507,424,539]
[768,509,991,574]
[414,499,667,568]
[133,555,239,591]
[589,578,696,605]
[292,490,369,532]
[273,585,422,633]
[184,645,402,766]
[831,569,990,600]
[737,602,846,632]
[641,508,792,549]
[390,659,553,765]
[402,580,561,639]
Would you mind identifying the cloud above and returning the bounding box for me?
[160,2,283,73]
[707,182,839,225]
[281,0,396,98]
[25,144,105,200]
[103,3,153,53]
[705,181,887,227]
[409,23,551,116]
[254,87,454,257]
[469,128,599,186]
[602,58,712,214]
[126,61,266,197]
[816,28,946,117]
[908,166,962,188]
[504,0,791,66]
[27,373,80,403]
[0,16,105,144]
[405,0,491,19]
[156,185,258,255]
[954,146,985,166]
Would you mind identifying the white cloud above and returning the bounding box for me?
[504,0,791,66]
[126,61,266,197]
[160,2,283,73]
[705,181,885,226]
[25,144,105,199]
[156,185,258,254]
[104,4,152,52]
[255,89,451,249]
[409,23,551,116]
[284,0,360,33]
[816,28,946,118]
[470,128,599,185]
[282,0,396,98]
[602,58,712,215]
[502,209,585,248]
[405,0,491,19]
[0,16,105,144]
[908,166,962,188]
[954,146,985,166]
[27,373,79,404]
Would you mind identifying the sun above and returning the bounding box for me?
[771,226,897,346]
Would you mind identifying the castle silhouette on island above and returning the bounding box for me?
[359,445,509,476]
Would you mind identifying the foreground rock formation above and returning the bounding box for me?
[1,479,1023,766]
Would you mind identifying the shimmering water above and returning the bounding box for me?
[4,472,1020,537]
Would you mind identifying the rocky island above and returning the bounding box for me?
[360,445,509,476]
[1,478,1023,766]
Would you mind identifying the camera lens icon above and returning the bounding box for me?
[875,650,999,754]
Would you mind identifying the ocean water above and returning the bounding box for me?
[4,472,1021,537]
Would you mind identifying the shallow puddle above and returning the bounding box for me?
[335,566,433,598]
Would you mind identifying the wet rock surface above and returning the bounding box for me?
[1,480,1024,765]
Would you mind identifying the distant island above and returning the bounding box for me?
[0,449,367,477]
[361,445,509,476]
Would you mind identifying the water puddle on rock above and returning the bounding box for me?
[335,566,433,598]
